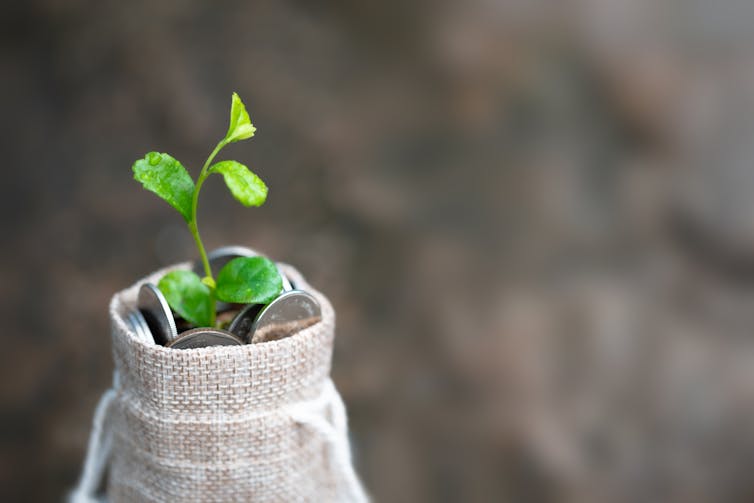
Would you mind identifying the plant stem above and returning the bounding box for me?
[188,138,227,326]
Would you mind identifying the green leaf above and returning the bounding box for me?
[133,152,195,222]
[158,270,213,327]
[215,256,282,304]
[225,92,256,143]
[209,160,268,207]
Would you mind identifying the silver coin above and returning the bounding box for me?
[249,290,322,344]
[124,310,144,339]
[132,310,155,344]
[227,303,264,340]
[138,283,178,345]
[167,327,243,349]
[126,309,155,344]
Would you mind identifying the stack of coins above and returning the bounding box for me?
[125,248,322,349]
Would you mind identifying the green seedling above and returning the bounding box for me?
[132,93,282,328]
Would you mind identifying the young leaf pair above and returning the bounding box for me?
[158,258,282,328]
[132,93,282,328]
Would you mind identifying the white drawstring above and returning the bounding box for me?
[68,372,119,503]
[286,379,370,502]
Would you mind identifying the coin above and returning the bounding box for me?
[249,290,322,344]
[125,310,144,339]
[126,308,155,344]
[167,327,243,349]
[138,283,178,345]
[227,303,264,340]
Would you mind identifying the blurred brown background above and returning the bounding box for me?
[4,0,754,501]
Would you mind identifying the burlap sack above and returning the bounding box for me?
[70,263,368,503]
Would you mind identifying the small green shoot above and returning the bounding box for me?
[132,92,282,327]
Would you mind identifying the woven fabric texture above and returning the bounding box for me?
[105,263,365,502]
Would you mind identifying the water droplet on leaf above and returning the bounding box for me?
[147,152,161,166]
